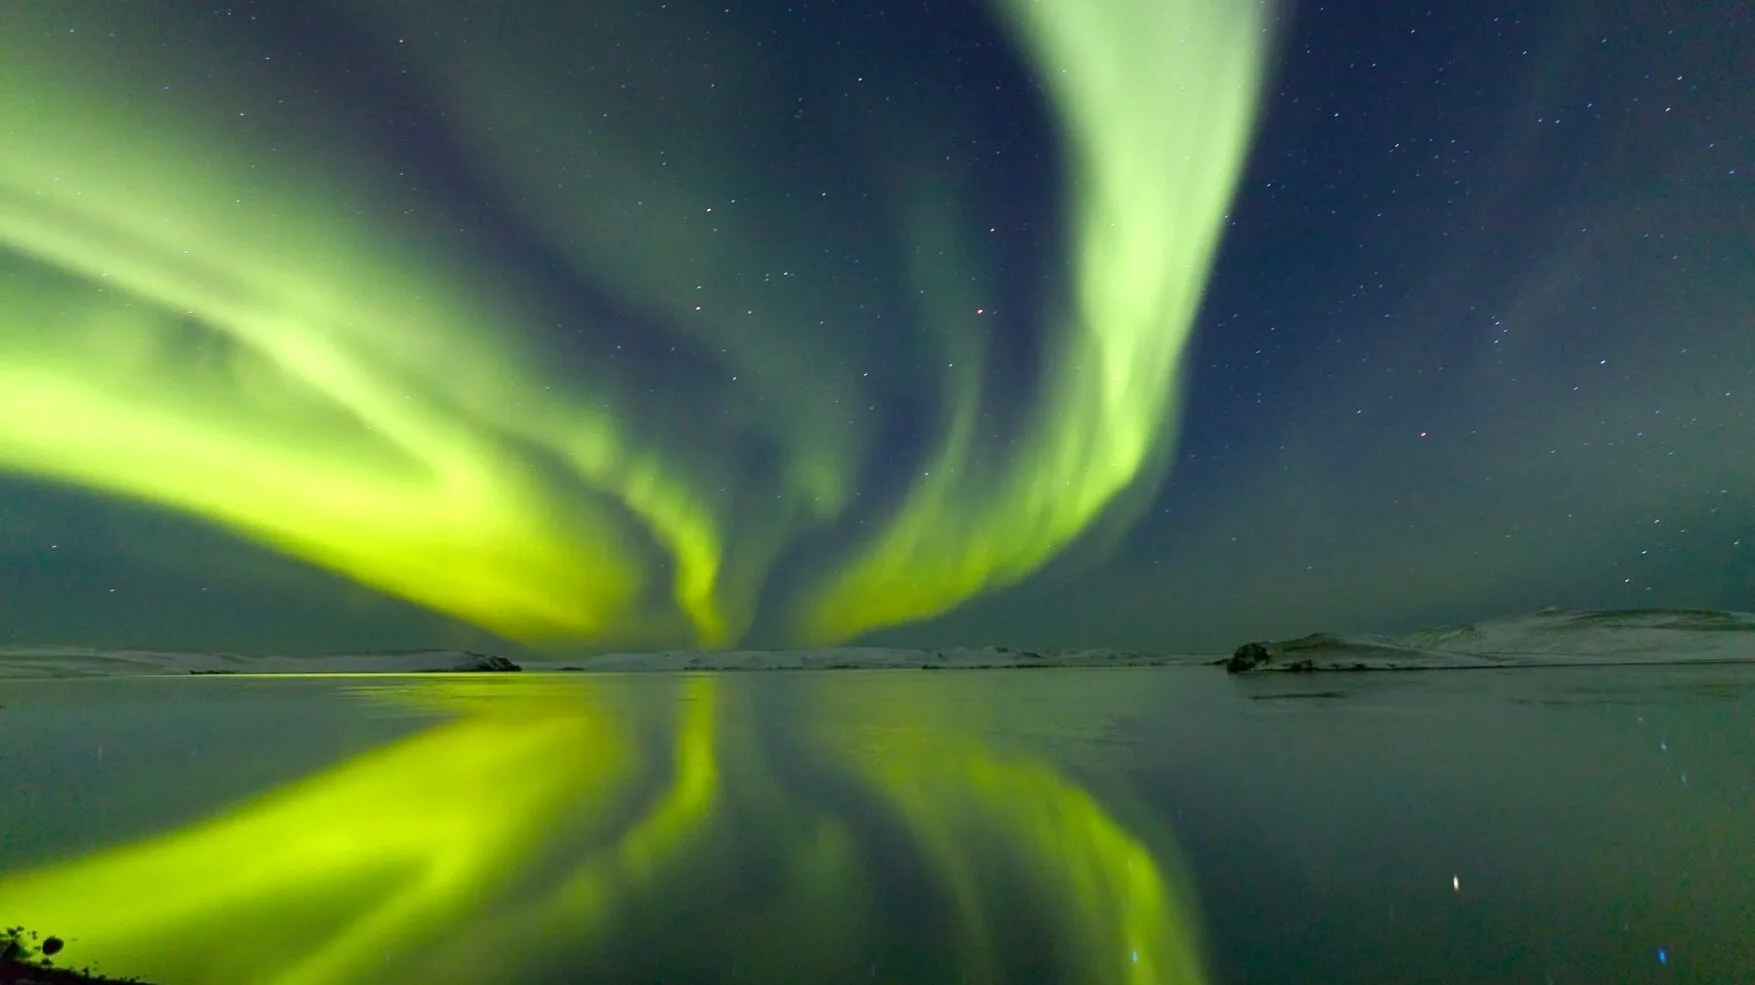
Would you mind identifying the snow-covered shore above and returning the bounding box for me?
[1223,608,1755,673]
[0,646,520,679]
[4,608,1752,679]
[531,645,1194,673]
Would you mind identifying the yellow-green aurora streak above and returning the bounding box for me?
[0,0,1268,647]
[800,0,1270,640]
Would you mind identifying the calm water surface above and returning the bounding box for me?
[1,665,1749,984]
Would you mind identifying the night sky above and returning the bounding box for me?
[1,0,1748,656]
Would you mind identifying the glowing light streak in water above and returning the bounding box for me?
[0,678,1205,984]
[855,741,1204,984]
[0,680,716,985]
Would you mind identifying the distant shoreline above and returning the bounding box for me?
[2,608,1751,679]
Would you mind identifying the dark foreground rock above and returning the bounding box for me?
[2,928,146,984]
[0,961,143,985]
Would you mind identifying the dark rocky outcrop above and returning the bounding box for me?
[1223,633,1442,673]
[1228,608,1755,674]
[2,926,144,984]
[1225,642,1272,673]
[456,653,522,672]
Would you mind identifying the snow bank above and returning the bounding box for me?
[1224,608,1755,673]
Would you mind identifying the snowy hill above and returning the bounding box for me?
[1224,608,1755,673]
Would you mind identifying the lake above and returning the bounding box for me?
[2,665,1750,984]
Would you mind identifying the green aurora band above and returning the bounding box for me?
[0,0,1268,647]
[0,677,1207,984]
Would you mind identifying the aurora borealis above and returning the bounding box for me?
[0,0,1266,651]
[4,3,1752,978]
[2,0,1750,652]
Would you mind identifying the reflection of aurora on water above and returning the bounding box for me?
[0,678,1206,985]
